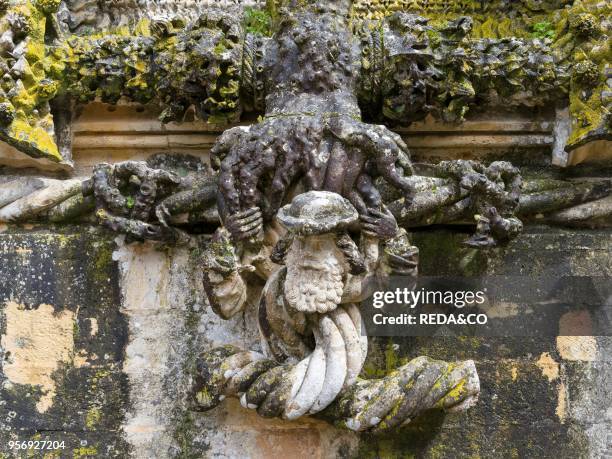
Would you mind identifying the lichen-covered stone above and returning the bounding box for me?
[0,0,608,165]
[358,13,568,124]
[0,0,61,161]
[552,0,611,151]
[54,10,243,124]
[0,228,130,457]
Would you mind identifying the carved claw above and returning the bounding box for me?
[462,207,523,248]
[384,228,419,275]
[203,228,238,275]
[96,208,173,242]
[386,249,420,275]
[462,234,496,248]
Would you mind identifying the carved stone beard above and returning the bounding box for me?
[284,234,346,314]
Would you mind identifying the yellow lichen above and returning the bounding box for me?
[85,407,102,429]
[72,446,98,458]
[7,118,61,160]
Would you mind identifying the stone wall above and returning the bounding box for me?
[0,227,129,457]
[1,223,610,458]
[0,77,610,456]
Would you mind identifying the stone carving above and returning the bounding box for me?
[0,0,61,160]
[407,160,523,247]
[2,168,610,229]
[195,190,479,430]
[358,13,567,125]
[58,9,244,124]
[0,0,608,163]
[0,0,610,434]
[58,0,266,34]
[211,1,531,249]
[352,0,574,19]
[83,155,218,242]
[0,175,81,222]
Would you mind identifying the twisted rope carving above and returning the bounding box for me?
[2,173,610,229]
[241,33,267,113]
[194,304,479,431]
[0,176,83,223]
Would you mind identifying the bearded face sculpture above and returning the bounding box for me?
[284,235,345,314]
[277,191,360,314]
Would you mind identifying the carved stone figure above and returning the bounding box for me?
[83,157,218,243]
[195,190,479,430]
[212,0,531,251]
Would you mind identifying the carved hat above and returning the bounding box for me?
[277,191,358,235]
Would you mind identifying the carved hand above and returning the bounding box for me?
[203,228,238,276]
[384,229,419,276]
[202,228,251,320]
[224,207,263,242]
[359,207,399,240]
[386,247,420,275]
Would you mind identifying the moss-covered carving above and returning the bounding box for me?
[53,10,244,124]
[0,0,61,161]
[352,0,610,148]
[194,190,479,430]
[358,13,567,124]
[0,0,608,163]
[552,0,611,150]
[0,3,245,161]
[0,0,610,441]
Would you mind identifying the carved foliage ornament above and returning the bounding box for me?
[0,0,609,163]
